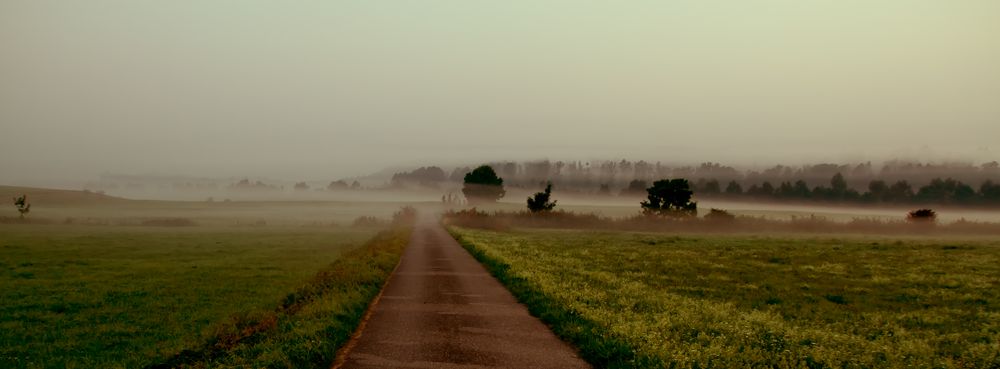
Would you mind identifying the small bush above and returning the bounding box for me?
[352,216,386,227]
[907,209,937,223]
[704,208,736,222]
[392,206,418,225]
[824,294,848,305]
[442,208,510,231]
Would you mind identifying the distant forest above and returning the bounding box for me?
[390,160,1000,207]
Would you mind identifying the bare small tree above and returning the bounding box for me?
[13,194,30,218]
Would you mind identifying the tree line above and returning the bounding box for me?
[459,166,960,222]
[418,160,1000,207]
[681,174,1000,206]
[459,160,1000,191]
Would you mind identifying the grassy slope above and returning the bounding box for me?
[1,185,408,227]
[0,224,379,368]
[450,227,1000,369]
[0,186,128,205]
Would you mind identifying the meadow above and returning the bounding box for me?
[450,227,1000,368]
[0,186,414,368]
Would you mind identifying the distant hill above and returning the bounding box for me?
[0,186,129,206]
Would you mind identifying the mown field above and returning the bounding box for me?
[0,221,408,368]
[450,227,1000,368]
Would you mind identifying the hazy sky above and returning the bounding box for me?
[2,1,998,182]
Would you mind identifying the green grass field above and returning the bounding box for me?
[450,227,1000,368]
[0,223,405,368]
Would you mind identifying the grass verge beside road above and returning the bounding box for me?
[160,225,411,368]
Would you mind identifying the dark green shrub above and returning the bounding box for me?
[704,208,735,222]
[907,209,937,222]
[527,183,557,213]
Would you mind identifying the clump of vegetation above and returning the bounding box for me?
[13,194,30,218]
[352,216,386,227]
[228,179,278,191]
[392,206,418,225]
[907,208,937,222]
[704,208,735,222]
[320,180,363,191]
[462,165,505,203]
[622,179,648,196]
[442,208,513,231]
[640,179,697,217]
[526,182,557,213]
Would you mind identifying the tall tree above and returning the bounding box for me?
[981,180,1000,203]
[623,179,648,196]
[462,165,505,203]
[641,179,697,217]
[725,181,743,195]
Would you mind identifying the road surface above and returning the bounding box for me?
[337,213,590,369]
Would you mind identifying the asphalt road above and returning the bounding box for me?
[337,214,590,369]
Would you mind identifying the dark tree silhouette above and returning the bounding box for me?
[462,165,505,203]
[623,179,648,196]
[725,181,743,195]
[865,180,888,202]
[793,180,811,198]
[916,178,976,204]
[294,182,309,191]
[831,172,848,193]
[527,182,557,213]
[811,173,860,202]
[392,166,447,188]
[747,182,775,197]
[327,180,349,190]
[13,194,30,218]
[596,184,612,196]
[982,180,1000,204]
[640,179,697,217]
[886,180,914,202]
[700,179,721,195]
